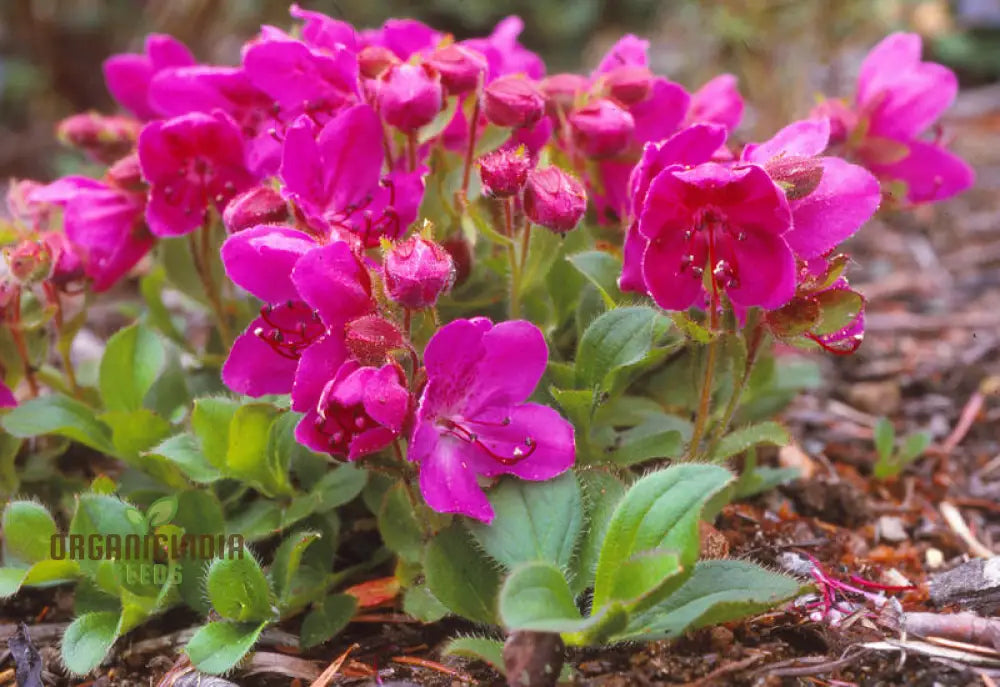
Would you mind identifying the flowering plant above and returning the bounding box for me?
[0,8,971,681]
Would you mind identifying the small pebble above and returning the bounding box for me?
[926,547,944,569]
[876,515,908,543]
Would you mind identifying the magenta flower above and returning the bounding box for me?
[30,177,150,292]
[222,185,289,234]
[138,111,254,237]
[294,360,410,460]
[361,18,441,61]
[461,16,545,81]
[569,98,635,158]
[814,33,973,203]
[279,105,423,246]
[619,123,728,294]
[637,162,794,311]
[383,236,456,309]
[0,380,15,408]
[103,34,195,120]
[410,318,575,522]
[289,4,358,52]
[220,229,373,398]
[377,63,444,132]
[742,118,880,259]
[686,74,744,132]
[426,45,487,95]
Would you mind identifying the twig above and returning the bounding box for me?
[682,652,765,686]
[940,501,995,559]
[310,643,359,687]
[391,656,474,683]
[942,391,985,453]
[904,612,1000,650]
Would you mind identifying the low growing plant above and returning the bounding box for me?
[0,8,971,678]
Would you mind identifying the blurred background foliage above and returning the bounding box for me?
[1,0,999,180]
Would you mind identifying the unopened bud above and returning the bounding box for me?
[378,63,444,132]
[539,73,588,116]
[345,314,406,366]
[222,186,288,234]
[107,153,146,192]
[4,239,53,284]
[57,112,140,163]
[383,236,455,309]
[523,166,587,234]
[482,75,545,129]
[478,146,532,198]
[765,156,824,201]
[425,45,486,95]
[602,66,653,106]
[359,45,399,80]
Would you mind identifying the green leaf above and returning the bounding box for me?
[572,470,626,595]
[549,387,594,437]
[205,554,274,622]
[0,434,22,499]
[424,524,501,625]
[191,397,240,468]
[68,493,153,592]
[418,95,460,143]
[402,584,449,622]
[171,490,226,614]
[185,620,267,674]
[22,559,80,587]
[0,568,28,597]
[608,549,681,606]
[466,472,583,570]
[621,560,807,641]
[442,636,506,675]
[2,500,57,565]
[734,466,801,500]
[311,464,368,511]
[226,403,288,496]
[140,266,187,346]
[670,311,715,343]
[377,482,424,564]
[147,433,221,483]
[899,432,931,463]
[576,306,668,391]
[101,409,172,458]
[99,324,166,412]
[2,394,114,454]
[270,530,321,609]
[566,251,623,308]
[813,288,863,336]
[300,593,357,649]
[498,562,583,632]
[146,496,178,528]
[474,123,512,157]
[711,421,790,461]
[61,611,120,675]
[592,464,733,611]
[873,417,895,463]
[609,425,684,467]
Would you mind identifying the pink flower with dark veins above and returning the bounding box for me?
[294,360,410,460]
[138,111,254,237]
[637,161,795,311]
[410,318,575,522]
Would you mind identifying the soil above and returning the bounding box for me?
[3,93,1000,687]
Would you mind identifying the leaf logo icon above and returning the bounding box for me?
[125,508,146,528]
[146,496,178,528]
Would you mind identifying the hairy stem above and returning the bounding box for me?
[8,288,39,397]
[504,197,522,318]
[705,321,766,458]
[460,94,481,201]
[44,283,78,396]
[189,222,232,346]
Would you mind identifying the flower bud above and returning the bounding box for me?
[383,236,456,309]
[426,45,486,95]
[482,75,545,129]
[523,166,587,234]
[222,185,289,234]
[765,156,824,201]
[568,98,635,158]
[478,146,531,198]
[378,63,444,132]
[602,66,653,106]
[358,45,399,80]
[42,231,85,289]
[57,112,141,163]
[4,239,53,284]
[539,73,588,115]
[345,314,406,366]
[107,153,146,192]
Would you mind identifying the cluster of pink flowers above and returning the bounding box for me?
[0,5,973,518]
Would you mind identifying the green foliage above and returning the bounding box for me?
[99,323,166,412]
[424,524,501,625]
[872,417,932,480]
